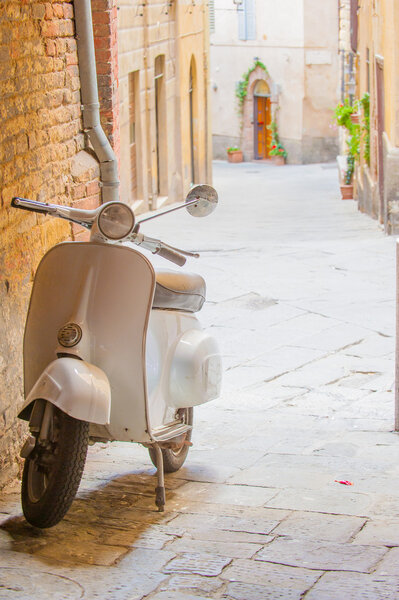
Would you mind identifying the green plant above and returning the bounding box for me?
[236,59,268,111]
[227,146,240,153]
[334,99,360,184]
[360,92,370,166]
[268,120,287,159]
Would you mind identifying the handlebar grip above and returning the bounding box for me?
[11,197,52,215]
[156,246,187,266]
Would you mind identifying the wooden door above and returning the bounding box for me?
[254,96,271,159]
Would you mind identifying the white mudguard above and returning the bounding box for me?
[19,357,111,425]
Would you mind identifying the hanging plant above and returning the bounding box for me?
[360,92,370,166]
[235,59,268,112]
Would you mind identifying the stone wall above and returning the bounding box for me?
[0,0,100,487]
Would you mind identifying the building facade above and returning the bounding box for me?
[210,0,340,164]
[354,0,399,233]
[0,0,211,488]
[118,0,211,211]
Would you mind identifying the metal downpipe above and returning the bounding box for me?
[74,0,119,203]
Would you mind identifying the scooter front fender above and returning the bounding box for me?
[18,357,111,425]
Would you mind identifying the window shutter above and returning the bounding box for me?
[245,0,256,41]
[209,0,215,34]
[350,0,358,52]
[238,3,246,40]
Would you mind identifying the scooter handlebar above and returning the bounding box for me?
[155,246,187,266]
[12,197,56,215]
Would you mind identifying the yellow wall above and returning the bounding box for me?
[117,0,212,211]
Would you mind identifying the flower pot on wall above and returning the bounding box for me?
[340,184,354,200]
[350,113,360,124]
[227,150,243,163]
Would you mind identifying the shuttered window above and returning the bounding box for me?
[238,0,256,41]
[209,0,215,34]
[350,0,358,52]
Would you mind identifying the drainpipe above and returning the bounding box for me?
[74,0,119,203]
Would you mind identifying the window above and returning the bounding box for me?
[238,0,256,41]
[209,0,215,34]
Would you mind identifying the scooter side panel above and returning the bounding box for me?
[23,242,155,443]
[146,310,222,430]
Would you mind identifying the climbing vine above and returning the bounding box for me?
[235,59,268,112]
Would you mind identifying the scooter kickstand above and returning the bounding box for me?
[153,444,166,512]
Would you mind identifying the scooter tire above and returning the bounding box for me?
[148,407,193,473]
[21,404,89,529]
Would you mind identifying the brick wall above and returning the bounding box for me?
[0,0,101,487]
[92,0,120,165]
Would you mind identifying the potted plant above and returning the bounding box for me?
[227,146,243,163]
[269,121,287,165]
[334,99,360,199]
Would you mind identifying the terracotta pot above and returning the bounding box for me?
[227,150,243,163]
[270,155,285,166]
[340,184,354,200]
[350,113,360,124]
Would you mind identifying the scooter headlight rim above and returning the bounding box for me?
[98,202,135,241]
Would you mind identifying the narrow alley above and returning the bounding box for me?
[1,161,398,599]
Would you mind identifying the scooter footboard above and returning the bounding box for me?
[168,329,222,409]
[18,357,111,425]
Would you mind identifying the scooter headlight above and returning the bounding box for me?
[98,202,135,240]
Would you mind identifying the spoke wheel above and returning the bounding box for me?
[148,408,193,473]
[21,404,89,529]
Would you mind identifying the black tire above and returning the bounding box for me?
[148,408,193,473]
[21,404,89,528]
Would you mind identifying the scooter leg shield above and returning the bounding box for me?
[18,357,111,425]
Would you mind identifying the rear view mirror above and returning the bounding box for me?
[185,185,218,217]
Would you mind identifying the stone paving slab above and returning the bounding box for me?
[272,510,365,543]
[163,552,232,576]
[254,537,388,572]
[220,558,322,592]
[0,567,84,600]
[172,481,277,507]
[168,510,287,536]
[158,573,223,595]
[223,580,314,600]
[166,536,261,559]
[266,486,373,516]
[173,527,274,546]
[146,593,211,600]
[375,548,399,576]
[304,572,399,600]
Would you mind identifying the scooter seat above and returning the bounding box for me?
[153,269,206,313]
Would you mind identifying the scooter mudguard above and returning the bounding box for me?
[18,357,111,425]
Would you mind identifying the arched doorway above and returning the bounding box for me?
[253,80,271,159]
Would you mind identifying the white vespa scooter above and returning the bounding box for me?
[11,185,222,528]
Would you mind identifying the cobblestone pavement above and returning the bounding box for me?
[1,161,399,599]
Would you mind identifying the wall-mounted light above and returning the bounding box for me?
[233,0,243,6]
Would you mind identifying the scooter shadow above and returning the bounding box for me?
[0,469,183,567]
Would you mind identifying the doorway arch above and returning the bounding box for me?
[253,80,272,159]
[241,65,275,161]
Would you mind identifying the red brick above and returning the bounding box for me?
[85,180,100,196]
[52,4,64,19]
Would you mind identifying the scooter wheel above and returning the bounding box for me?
[21,404,89,528]
[148,407,193,473]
